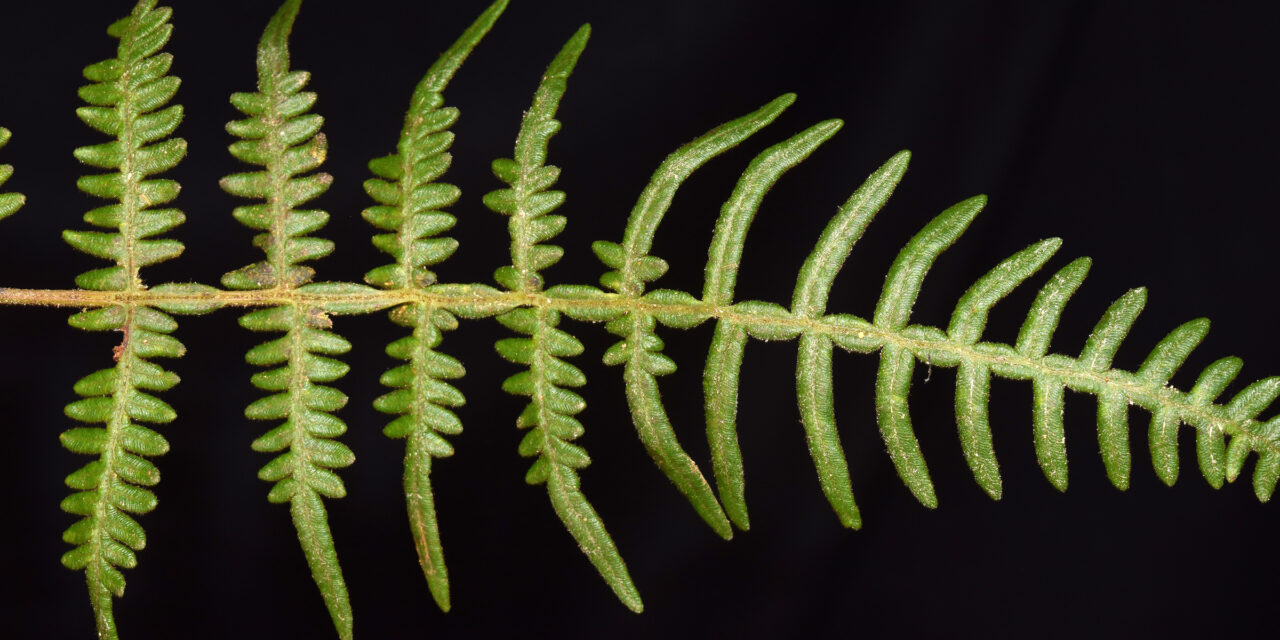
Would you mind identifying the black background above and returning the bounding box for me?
[2,1,1278,638]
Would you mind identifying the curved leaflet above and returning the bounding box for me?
[788,150,910,526]
[700,119,842,530]
[595,94,800,539]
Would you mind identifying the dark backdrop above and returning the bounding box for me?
[1,1,1278,638]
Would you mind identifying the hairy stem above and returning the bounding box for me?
[16,284,1276,457]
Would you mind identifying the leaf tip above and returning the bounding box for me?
[258,0,303,75]
[1065,255,1092,276]
[818,118,844,134]
[270,0,303,34]
[714,522,734,541]
[839,511,863,530]
[983,482,1003,501]
[567,23,591,48]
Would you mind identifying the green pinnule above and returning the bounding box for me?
[0,127,24,220]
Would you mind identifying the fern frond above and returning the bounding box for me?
[363,0,507,613]
[0,127,24,220]
[484,24,643,614]
[220,2,353,637]
[57,2,187,638]
[0,4,1271,634]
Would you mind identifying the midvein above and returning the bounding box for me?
[287,304,310,486]
[91,305,138,594]
[8,284,1276,455]
[88,14,147,598]
[532,306,559,469]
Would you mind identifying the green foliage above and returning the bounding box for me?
[0,1,1274,638]
[364,0,508,614]
[485,23,644,613]
[57,2,188,638]
[594,94,801,541]
[0,127,24,220]
[219,1,354,637]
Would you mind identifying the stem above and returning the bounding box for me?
[8,284,1274,455]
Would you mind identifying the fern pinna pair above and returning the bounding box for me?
[0,0,1274,638]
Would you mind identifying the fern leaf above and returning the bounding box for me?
[1015,257,1090,490]
[870,195,986,507]
[1254,447,1280,501]
[1222,378,1280,494]
[947,239,1062,344]
[1223,376,1276,486]
[58,2,188,638]
[703,120,842,306]
[875,341,937,506]
[486,24,643,613]
[697,120,840,530]
[696,149,915,533]
[1136,319,1211,485]
[221,2,352,637]
[1220,378,1280,470]
[948,239,1062,498]
[703,321,750,527]
[786,151,911,527]
[607,93,795,297]
[874,195,987,331]
[1080,288,1147,489]
[593,95,799,539]
[1164,356,1239,486]
[363,0,507,613]
[0,127,25,220]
